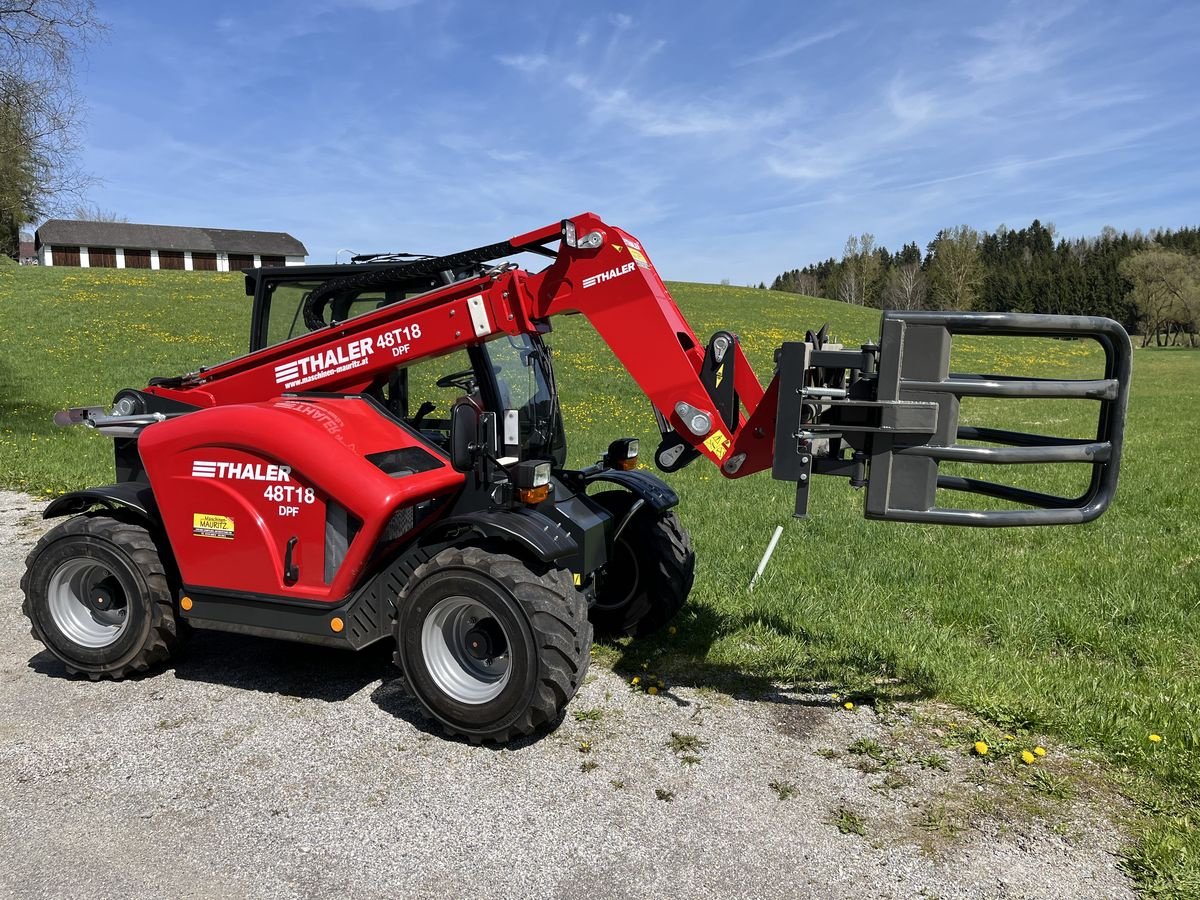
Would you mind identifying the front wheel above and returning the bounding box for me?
[589,492,696,639]
[395,547,591,742]
[21,513,180,679]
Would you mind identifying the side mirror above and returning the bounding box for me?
[449,401,480,472]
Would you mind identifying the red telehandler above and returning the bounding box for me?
[21,213,1132,741]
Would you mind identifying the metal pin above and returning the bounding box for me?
[749,525,784,592]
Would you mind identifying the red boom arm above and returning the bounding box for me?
[145,213,777,477]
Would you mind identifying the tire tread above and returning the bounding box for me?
[397,546,591,743]
[21,513,178,679]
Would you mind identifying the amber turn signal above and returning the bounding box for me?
[605,437,640,471]
[180,595,193,612]
[330,617,345,633]
[516,484,551,505]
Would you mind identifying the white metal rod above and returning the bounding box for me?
[748,525,784,592]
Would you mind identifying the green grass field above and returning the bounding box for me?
[1,265,1197,893]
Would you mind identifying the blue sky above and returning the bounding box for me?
[78,1,1198,283]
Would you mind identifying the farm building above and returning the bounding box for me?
[34,220,307,271]
[18,231,36,265]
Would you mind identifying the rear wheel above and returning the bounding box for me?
[21,513,179,679]
[590,491,695,638]
[395,547,591,742]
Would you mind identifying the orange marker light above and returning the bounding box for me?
[606,438,639,470]
[516,484,551,505]
[180,596,193,612]
[330,617,344,633]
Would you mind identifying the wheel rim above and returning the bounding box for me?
[595,537,640,612]
[46,559,130,649]
[421,596,512,704]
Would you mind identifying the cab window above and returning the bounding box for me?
[391,348,477,446]
[259,283,409,349]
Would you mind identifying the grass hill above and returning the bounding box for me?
[0,264,1197,891]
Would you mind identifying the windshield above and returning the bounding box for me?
[259,280,417,349]
[485,335,565,465]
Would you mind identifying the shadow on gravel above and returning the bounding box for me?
[28,631,391,703]
[27,632,560,747]
[169,631,394,701]
[369,679,557,751]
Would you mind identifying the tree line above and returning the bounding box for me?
[769,221,1200,346]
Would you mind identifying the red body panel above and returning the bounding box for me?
[138,397,463,602]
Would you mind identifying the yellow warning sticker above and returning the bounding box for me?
[715,362,724,388]
[573,573,582,586]
[703,430,731,459]
[193,513,235,540]
[628,246,650,268]
[612,244,624,253]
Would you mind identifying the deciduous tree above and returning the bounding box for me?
[929,225,982,310]
[884,262,926,310]
[0,1,104,254]
[1120,248,1200,347]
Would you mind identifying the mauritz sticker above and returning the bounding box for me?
[193,513,235,539]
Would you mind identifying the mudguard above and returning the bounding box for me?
[43,482,159,524]
[582,469,679,513]
[421,508,577,563]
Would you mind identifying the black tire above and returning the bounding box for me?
[590,491,695,639]
[394,546,591,743]
[21,513,179,680]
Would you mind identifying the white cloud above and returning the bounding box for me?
[886,77,937,128]
[497,53,550,73]
[736,24,854,66]
[565,73,783,138]
[487,148,531,163]
[960,6,1079,84]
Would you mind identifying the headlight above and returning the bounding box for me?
[514,460,552,505]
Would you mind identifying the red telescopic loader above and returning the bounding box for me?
[21,214,1131,741]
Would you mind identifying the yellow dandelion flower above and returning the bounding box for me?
[974,741,989,756]
[1034,746,1046,757]
[843,701,854,710]
[1004,734,1015,741]
[631,677,640,686]
[831,693,839,700]
[668,626,677,635]
[647,686,659,695]
[1148,733,1163,743]
[1021,750,1036,765]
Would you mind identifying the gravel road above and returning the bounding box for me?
[0,490,1134,899]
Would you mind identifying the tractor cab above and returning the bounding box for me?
[244,262,451,354]
[243,264,567,465]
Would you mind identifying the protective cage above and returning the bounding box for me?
[864,311,1131,526]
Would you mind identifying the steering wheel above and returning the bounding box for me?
[435,368,476,391]
[410,400,437,427]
